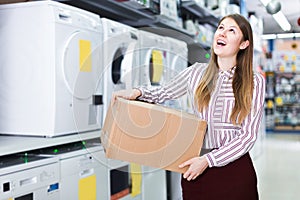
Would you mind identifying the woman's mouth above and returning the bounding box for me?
[216,39,226,46]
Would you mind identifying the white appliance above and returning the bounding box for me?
[167,171,182,200]
[36,140,108,200]
[142,166,167,200]
[0,154,59,200]
[0,1,104,137]
[165,37,188,76]
[107,159,137,200]
[138,30,169,86]
[165,36,192,112]
[136,30,169,200]
[101,18,140,123]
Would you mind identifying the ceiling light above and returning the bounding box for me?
[266,0,281,14]
[262,33,300,39]
[272,11,291,31]
[261,34,277,39]
[260,0,292,32]
[277,32,300,38]
[276,33,296,38]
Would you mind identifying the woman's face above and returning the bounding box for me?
[213,17,248,58]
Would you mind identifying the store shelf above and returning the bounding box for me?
[180,1,219,28]
[58,0,154,22]
[57,0,189,35]
[56,0,216,49]
[274,126,300,131]
[272,72,300,131]
[0,130,101,156]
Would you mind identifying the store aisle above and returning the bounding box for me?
[253,133,300,200]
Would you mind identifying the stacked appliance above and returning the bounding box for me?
[101,19,142,199]
[101,18,140,123]
[0,154,60,200]
[0,1,104,137]
[165,37,188,81]
[164,36,192,113]
[138,30,169,86]
[141,166,167,200]
[138,30,170,200]
[164,36,189,200]
[35,139,108,200]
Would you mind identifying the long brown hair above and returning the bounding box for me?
[195,14,254,125]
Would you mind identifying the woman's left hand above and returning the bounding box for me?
[179,156,209,181]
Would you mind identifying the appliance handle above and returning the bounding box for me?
[20,177,37,187]
[80,168,94,178]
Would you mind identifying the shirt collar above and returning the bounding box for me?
[218,66,236,79]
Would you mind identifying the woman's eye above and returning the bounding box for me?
[229,29,235,33]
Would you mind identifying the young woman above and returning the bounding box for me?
[112,14,265,200]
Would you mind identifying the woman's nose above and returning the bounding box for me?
[218,29,226,36]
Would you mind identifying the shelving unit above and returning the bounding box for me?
[265,71,275,131]
[57,0,218,62]
[57,0,219,34]
[274,72,300,131]
[180,0,219,27]
[55,0,186,34]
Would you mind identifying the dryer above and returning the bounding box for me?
[165,36,192,112]
[101,19,143,200]
[135,31,169,200]
[0,1,104,137]
[138,30,169,86]
[165,37,188,77]
[101,18,140,124]
[141,166,167,200]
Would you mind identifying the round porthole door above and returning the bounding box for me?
[63,31,101,100]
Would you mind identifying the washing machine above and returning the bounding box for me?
[138,30,169,86]
[166,171,182,200]
[141,166,167,200]
[0,154,59,200]
[165,37,188,77]
[164,37,188,199]
[0,1,104,137]
[165,36,192,112]
[101,18,140,124]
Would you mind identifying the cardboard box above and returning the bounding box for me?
[101,98,207,173]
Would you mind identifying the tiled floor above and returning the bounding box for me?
[252,133,300,200]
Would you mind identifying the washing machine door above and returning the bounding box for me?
[111,47,126,91]
[111,42,139,90]
[120,42,140,89]
[63,31,101,100]
[171,55,188,75]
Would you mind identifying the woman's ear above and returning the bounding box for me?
[239,40,249,50]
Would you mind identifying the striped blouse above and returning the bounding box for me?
[137,62,266,167]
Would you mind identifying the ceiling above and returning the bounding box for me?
[246,0,300,34]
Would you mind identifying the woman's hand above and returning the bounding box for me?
[111,89,141,103]
[179,156,209,181]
